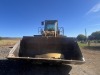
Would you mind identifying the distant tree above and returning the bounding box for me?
[0,37,2,40]
[77,34,86,41]
[88,31,100,40]
[88,35,95,40]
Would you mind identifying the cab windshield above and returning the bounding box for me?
[45,24,55,31]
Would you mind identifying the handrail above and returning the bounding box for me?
[38,27,44,34]
[58,27,64,35]
[38,27,64,36]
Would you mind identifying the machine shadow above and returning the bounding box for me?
[0,59,72,75]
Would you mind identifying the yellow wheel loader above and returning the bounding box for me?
[7,20,85,65]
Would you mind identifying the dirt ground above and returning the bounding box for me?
[71,47,100,75]
[0,44,100,75]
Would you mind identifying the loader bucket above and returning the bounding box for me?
[7,36,85,64]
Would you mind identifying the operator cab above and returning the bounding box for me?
[43,20,58,31]
[41,20,59,36]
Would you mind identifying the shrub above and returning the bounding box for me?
[97,40,100,43]
[0,37,2,40]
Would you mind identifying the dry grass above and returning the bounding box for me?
[0,39,19,46]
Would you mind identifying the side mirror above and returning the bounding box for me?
[41,21,44,25]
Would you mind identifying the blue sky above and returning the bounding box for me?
[0,0,100,37]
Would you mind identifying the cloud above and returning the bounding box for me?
[87,3,100,14]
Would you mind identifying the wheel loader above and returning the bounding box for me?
[7,20,85,65]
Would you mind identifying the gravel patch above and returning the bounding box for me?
[0,46,11,59]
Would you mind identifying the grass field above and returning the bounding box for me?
[78,42,100,51]
[78,42,88,48]
[0,39,19,46]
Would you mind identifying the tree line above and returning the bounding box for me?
[77,31,100,42]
